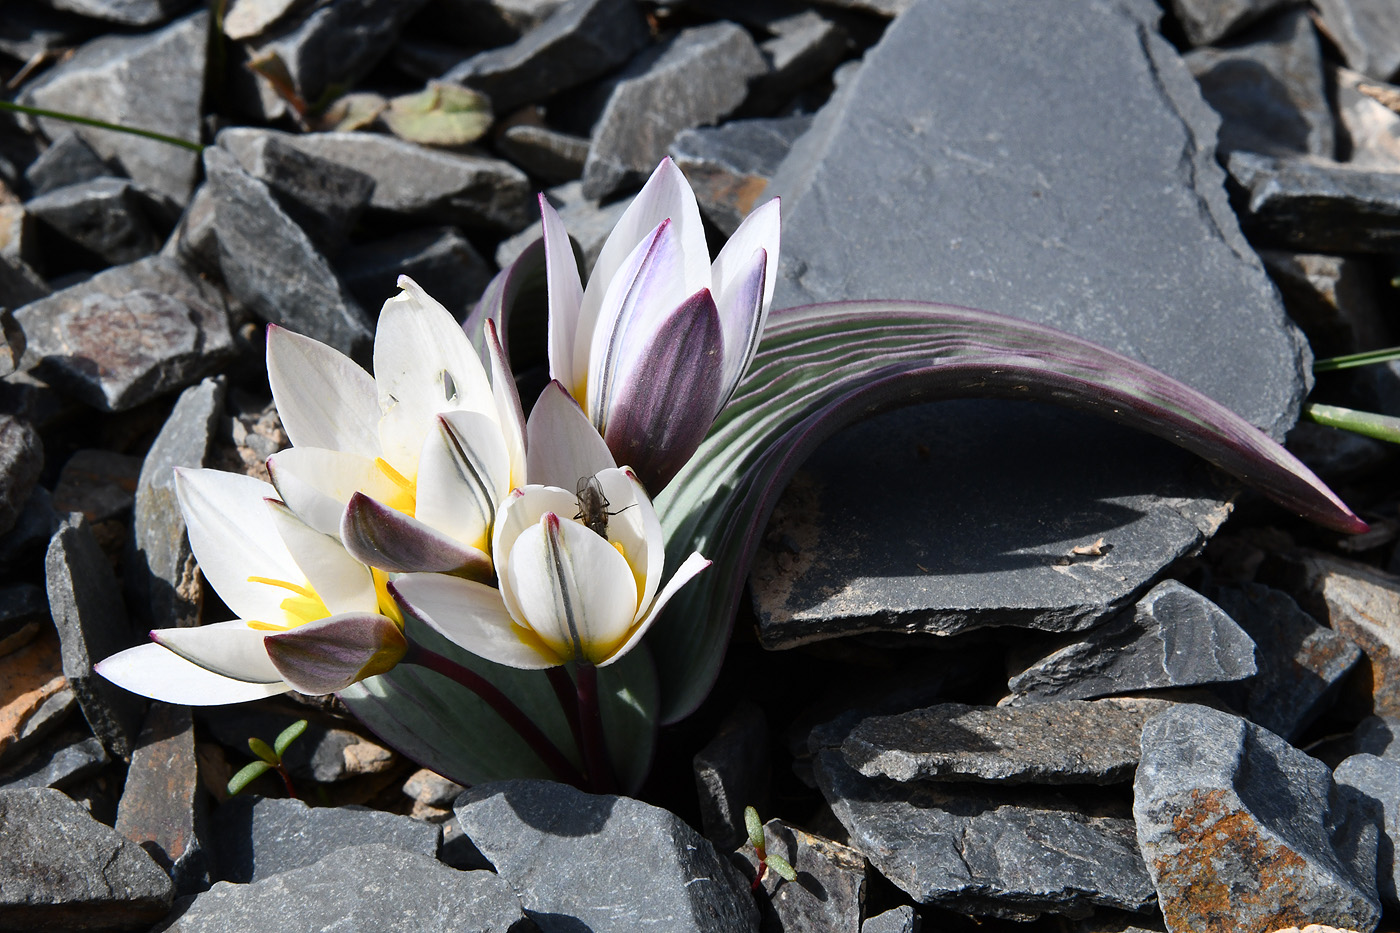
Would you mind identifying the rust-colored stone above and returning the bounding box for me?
[0,627,69,760]
[115,701,208,892]
[1154,788,1325,933]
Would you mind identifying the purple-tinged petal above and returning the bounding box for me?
[602,289,725,491]
[97,642,287,705]
[484,319,527,488]
[713,197,779,318]
[414,410,511,552]
[463,238,545,366]
[541,195,586,394]
[264,612,407,695]
[266,447,402,537]
[526,382,617,490]
[392,574,560,670]
[585,220,690,428]
[711,246,767,408]
[341,492,493,580]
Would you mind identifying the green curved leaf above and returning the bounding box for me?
[274,719,308,757]
[382,83,491,147]
[339,614,657,791]
[247,737,278,765]
[644,300,1366,724]
[228,760,272,796]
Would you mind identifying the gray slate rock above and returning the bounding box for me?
[26,177,165,267]
[252,0,432,106]
[814,750,1156,920]
[1006,580,1257,703]
[0,730,107,791]
[0,417,42,538]
[277,131,533,232]
[204,146,372,361]
[220,0,311,40]
[1334,753,1400,904]
[746,11,848,115]
[1348,716,1400,761]
[693,700,769,850]
[670,115,810,235]
[1134,704,1380,933]
[337,226,493,321]
[154,844,528,933]
[1259,250,1387,357]
[1228,150,1400,253]
[498,124,590,184]
[863,906,919,933]
[46,512,144,759]
[582,22,770,200]
[17,12,207,202]
[446,0,651,115]
[1211,582,1362,740]
[431,0,567,47]
[1165,0,1292,46]
[754,0,1309,647]
[1314,0,1400,82]
[0,255,49,311]
[212,795,440,883]
[0,787,173,931]
[495,179,628,272]
[0,583,49,657]
[115,703,209,895]
[1335,67,1400,170]
[0,3,95,62]
[734,819,866,933]
[455,779,760,932]
[13,255,234,412]
[24,132,113,197]
[127,378,224,632]
[843,699,1167,785]
[53,449,141,522]
[402,768,466,808]
[50,0,195,26]
[217,128,376,258]
[1184,7,1334,157]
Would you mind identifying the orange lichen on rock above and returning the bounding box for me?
[0,627,69,760]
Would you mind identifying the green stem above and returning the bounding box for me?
[1302,402,1400,445]
[403,643,586,788]
[547,665,584,756]
[575,662,616,794]
[1313,345,1400,373]
[0,100,204,152]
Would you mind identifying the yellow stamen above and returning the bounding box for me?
[372,567,404,628]
[247,576,318,599]
[247,619,292,632]
[374,457,419,516]
[245,576,331,629]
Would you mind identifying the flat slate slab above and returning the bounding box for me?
[752,0,1308,645]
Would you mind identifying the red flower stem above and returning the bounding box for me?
[404,643,585,787]
[547,666,584,755]
[575,662,616,794]
[275,763,297,799]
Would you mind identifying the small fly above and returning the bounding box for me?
[574,475,636,538]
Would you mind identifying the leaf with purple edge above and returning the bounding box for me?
[644,299,1368,724]
[340,492,493,579]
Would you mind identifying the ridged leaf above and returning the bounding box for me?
[338,613,657,791]
[644,300,1366,723]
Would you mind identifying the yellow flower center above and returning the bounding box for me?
[244,577,330,631]
[375,457,418,517]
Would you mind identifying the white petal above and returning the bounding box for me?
[491,485,579,575]
[574,158,708,393]
[713,197,780,319]
[484,320,528,489]
[97,642,288,705]
[584,220,691,426]
[267,447,402,536]
[525,382,617,490]
[506,517,638,663]
[266,325,381,459]
[152,619,284,684]
[540,196,585,395]
[601,551,712,667]
[592,467,662,612]
[414,411,511,551]
[393,573,558,670]
[266,501,377,616]
[175,468,305,623]
[375,276,497,478]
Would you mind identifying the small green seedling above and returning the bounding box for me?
[227,719,307,798]
[744,805,796,890]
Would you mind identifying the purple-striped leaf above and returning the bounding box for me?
[340,492,493,580]
[644,299,1367,724]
